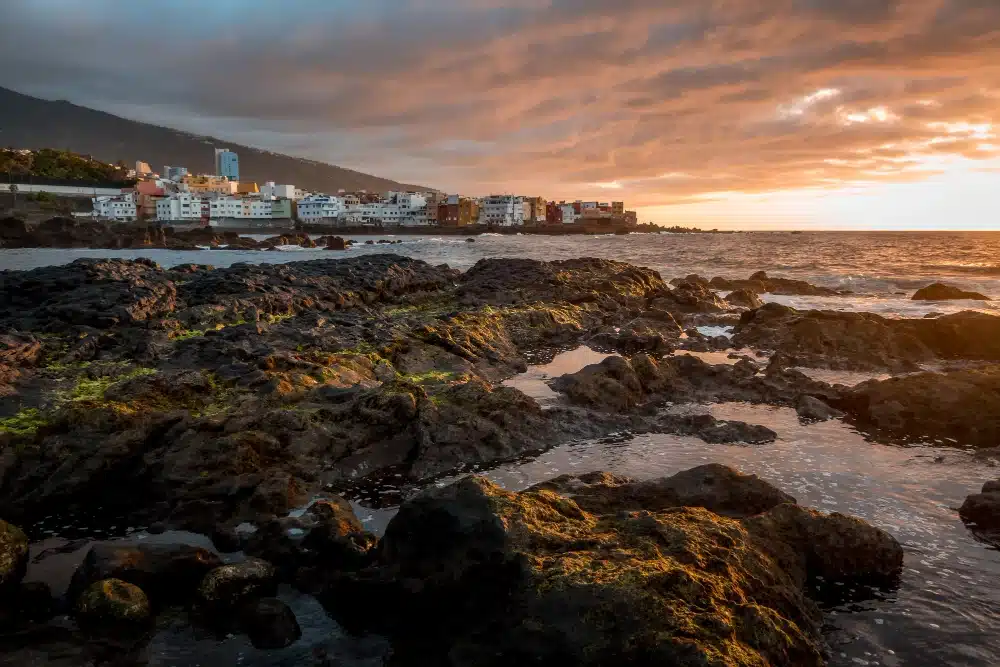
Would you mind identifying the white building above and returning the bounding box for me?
[560,204,579,224]
[209,197,278,220]
[260,181,296,200]
[93,193,138,222]
[156,193,211,221]
[297,195,347,223]
[479,195,526,226]
[163,166,188,181]
[387,191,428,209]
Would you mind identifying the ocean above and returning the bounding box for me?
[4,232,1000,667]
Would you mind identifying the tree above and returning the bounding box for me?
[9,183,17,208]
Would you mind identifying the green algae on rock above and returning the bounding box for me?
[0,519,29,594]
[325,467,903,666]
[75,578,151,633]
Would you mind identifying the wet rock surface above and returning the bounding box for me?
[710,271,845,296]
[960,480,1000,546]
[74,578,151,634]
[733,303,1000,371]
[0,253,983,664]
[68,543,222,607]
[0,519,28,594]
[912,282,990,301]
[840,365,1000,447]
[241,597,302,649]
[323,468,902,666]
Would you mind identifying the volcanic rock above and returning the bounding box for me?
[74,579,151,634]
[912,283,990,301]
[196,558,277,614]
[0,519,29,595]
[960,480,1000,545]
[841,366,1000,447]
[325,469,903,666]
[726,288,764,309]
[733,303,932,371]
[796,395,844,422]
[710,273,842,296]
[530,464,795,517]
[241,597,301,649]
[68,542,222,606]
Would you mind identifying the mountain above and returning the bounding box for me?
[0,87,431,193]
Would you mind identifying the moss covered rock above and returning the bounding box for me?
[0,519,29,596]
[329,468,903,666]
[75,578,151,633]
[197,558,277,613]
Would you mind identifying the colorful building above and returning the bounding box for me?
[214,148,239,180]
[438,195,480,226]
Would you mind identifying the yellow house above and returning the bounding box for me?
[182,174,237,195]
[237,181,260,195]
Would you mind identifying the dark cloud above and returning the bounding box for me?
[0,0,998,205]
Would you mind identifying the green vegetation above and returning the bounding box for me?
[171,329,206,342]
[64,367,157,403]
[0,408,48,437]
[170,318,249,342]
[1,148,135,184]
[399,370,464,384]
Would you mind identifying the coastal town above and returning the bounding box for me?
[75,148,639,230]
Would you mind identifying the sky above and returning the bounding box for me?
[1,0,999,229]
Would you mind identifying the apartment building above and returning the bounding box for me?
[182,174,238,195]
[525,197,547,223]
[297,195,347,223]
[93,193,138,222]
[214,149,239,180]
[439,195,480,226]
[261,181,296,200]
[156,193,211,221]
[163,166,188,181]
[479,195,526,226]
[209,196,293,221]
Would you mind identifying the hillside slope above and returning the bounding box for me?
[0,87,430,194]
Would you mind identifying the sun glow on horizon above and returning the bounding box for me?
[637,155,1000,231]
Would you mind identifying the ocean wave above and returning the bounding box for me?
[480,233,503,237]
[274,244,322,252]
[920,264,1000,276]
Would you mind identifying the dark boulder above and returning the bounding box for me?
[550,355,644,412]
[651,279,728,314]
[240,597,301,649]
[68,542,222,606]
[744,502,904,583]
[530,464,794,517]
[327,470,902,666]
[0,519,29,596]
[74,579,151,635]
[841,366,1000,447]
[324,236,348,251]
[732,303,933,371]
[726,288,764,309]
[960,480,1000,545]
[912,283,990,301]
[796,395,844,422]
[713,272,842,296]
[196,558,277,613]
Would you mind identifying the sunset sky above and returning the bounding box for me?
[2,0,999,229]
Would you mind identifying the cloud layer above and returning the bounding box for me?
[2,0,999,209]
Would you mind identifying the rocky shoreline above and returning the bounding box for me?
[0,253,996,664]
[0,216,669,252]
